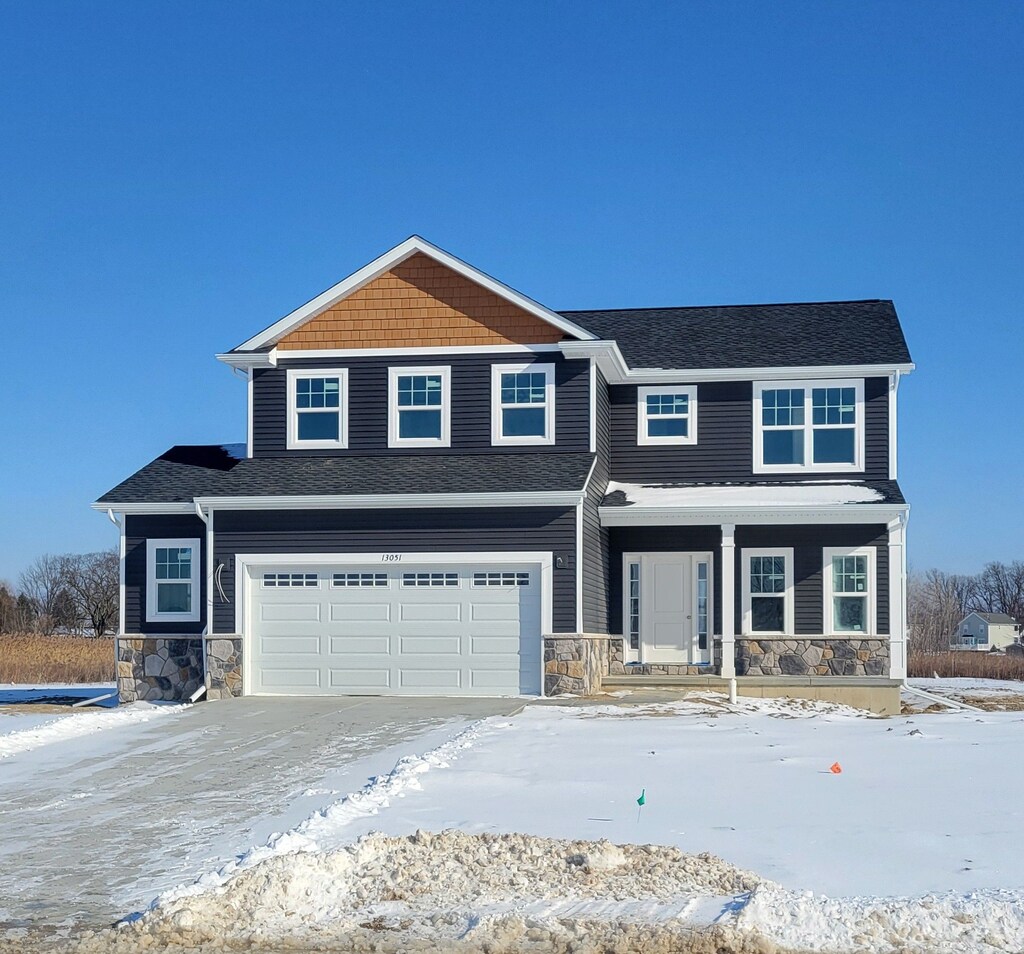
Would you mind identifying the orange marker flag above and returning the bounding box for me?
[829,762,843,774]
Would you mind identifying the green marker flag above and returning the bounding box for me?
[637,789,646,807]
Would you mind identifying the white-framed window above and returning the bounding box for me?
[332,573,388,588]
[146,538,201,622]
[753,379,864,473]
[263,572,319,588]
[286,368,349,449]
[388,366,451,447]
[637,385,697,445]
[625,559,641,651]
[473,571,530,587]
[741,548,795,636]
[402,572,459,587]
[491,363,555,445]
[823,546,876,635]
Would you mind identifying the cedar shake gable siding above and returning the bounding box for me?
[277,253,568,350]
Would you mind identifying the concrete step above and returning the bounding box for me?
[603,674,901,688]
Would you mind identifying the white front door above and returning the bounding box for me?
[639,552,712,664]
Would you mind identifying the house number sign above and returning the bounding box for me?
[380,553,403,562]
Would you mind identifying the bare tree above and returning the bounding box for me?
[908,568,975,652]
[970,561,1024,622]
[61,550,119,637]
[18,554,74,635]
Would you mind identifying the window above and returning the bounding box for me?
[753,380,864,473]
[637,386,697,445]
[627,561,640,650]
[388,366,451,447]
[286,369,348,449]
[146,538,200,622]
[823,547,876,635]
[696,560,709,650]
[402,572,459,587]
[332,573,389,588]
[741,548,794,636]
[491,363,555,445]
[473,572,530,587]
[263,573,319,587]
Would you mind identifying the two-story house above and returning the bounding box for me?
[95,236,912,713]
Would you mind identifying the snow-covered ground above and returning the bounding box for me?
[909,676,1024,704]
[94,691,1024,954]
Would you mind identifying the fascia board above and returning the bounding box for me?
[91,501,197,514]
[599,503,910,527]
[230,236,597,354]
[192,491,586,510]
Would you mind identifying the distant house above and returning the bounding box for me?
[951,612,1021,651]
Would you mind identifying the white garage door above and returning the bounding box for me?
[248,563,542,696]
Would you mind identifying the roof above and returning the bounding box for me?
[971,612,1018,625]
[96,446,595,504]
[560,300,912,370]
[601,479,907,508]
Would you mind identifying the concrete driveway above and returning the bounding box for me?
[0,696,519,938]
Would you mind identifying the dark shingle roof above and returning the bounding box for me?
[975,613,1017,624]
[96,446,595,504]
[601,479,906,507]
[560,300,911,370]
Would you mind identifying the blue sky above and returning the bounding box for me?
[0,1,1021,583]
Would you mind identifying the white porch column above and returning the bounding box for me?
[888,514,908,680]
[720,523,736,677]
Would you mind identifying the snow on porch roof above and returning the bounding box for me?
[602,480,900,509]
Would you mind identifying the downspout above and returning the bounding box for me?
[195,500,213,699]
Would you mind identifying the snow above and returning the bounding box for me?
[909,676,1024,698]
[607,480,884,507]
[113,693,1024,954]
[0,700,185,760]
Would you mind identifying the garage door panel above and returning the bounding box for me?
[329,635,391,654]
[398,635,462,655]
[328,668,390,689]
[261,668,321,689]
[470,635,521,655]
[260,603,322,622]
[329,603,391,622]
[470,670,520,689]
[260,635,322,655]
[399,603,462,622]
[399,668,462,688]
[471,603,521,622]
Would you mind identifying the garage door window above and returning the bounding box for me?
[146,538,200,622]
[402,572,459,587]
[333,573,389,587]
[473,572,530,586]
[263,573,319,588]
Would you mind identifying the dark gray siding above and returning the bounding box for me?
[582,363,612,633]
[212,507,577,634]
[124,514,207,635]
[734,525,889,636]
[254,353,589,457]
[608,527,724,637]
[609,377,889,482]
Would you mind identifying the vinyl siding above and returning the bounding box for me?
[124,514,207,635]
[581,363,612,633]
[610,377,890,482]
[211,507,577,634]
[735,525,889,636]
[253,353,589,456]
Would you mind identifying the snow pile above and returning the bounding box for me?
[0,702,185,760]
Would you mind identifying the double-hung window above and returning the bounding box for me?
[824,546,875,635]
[146,538,201,622]
[753,379,864,473]
[637,386,697,445]
[741,548,794,636]
[388,366,451,447]
[491,363,555,445]
[287,369,348,449]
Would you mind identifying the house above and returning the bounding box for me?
[951,612,1021,651]
[94,236,913,713]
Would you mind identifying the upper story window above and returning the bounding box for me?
[637,386,697,445]
[753,379,864,473]
[824,546,876,635]
[287,369,349,449]
[741,548,794,636]
[146,538,200,623]
[491,363,555,445]
[388,366,451,447]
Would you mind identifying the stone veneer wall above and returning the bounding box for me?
[205,635,243,700]
[544,636,624,695]
[736,639,890,677]
[116,637,204,703]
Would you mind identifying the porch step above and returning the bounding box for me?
[603,675,726,687]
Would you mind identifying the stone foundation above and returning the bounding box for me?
[116,637,204,703]
[544,636,623,695]
[624,662,716,676]
[736,638,890,677]
[205,635,243,700]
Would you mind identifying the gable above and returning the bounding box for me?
[277,253,568,351]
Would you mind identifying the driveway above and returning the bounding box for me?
[0,696,519,937]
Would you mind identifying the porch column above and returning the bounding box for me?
[720,523,736,677]
[888,514,908,680]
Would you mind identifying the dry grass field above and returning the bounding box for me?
[0,634,114,684]
[908,650,1024,681]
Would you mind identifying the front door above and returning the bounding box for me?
[640,552,712,664]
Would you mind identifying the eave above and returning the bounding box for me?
[599,503,910,527]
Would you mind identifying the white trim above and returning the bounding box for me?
[588,358,596,454]
[219,344,566,370]
[230,236,597,353]
[599,503,909,527]
[622,553,641,660]
[637,385,698,445]
[753,379,865,474]
[888,514,908,679]
[110,510,125,634]
[286,368,350,450]
[740,547,795,636]
[490,362,556,446]
[194,490,586,510]
[575,500,584,632]
[388,365,451,448]
[246,370,254,458]
[889,371,900,480]
[235,550,556,698]
[91,501,198,514]
[823,545,877,637]
[145,538,202,623]
[720,524,736,678]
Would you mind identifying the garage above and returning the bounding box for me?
[247,562,543,696]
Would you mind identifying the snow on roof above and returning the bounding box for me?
[604,481,885,508]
